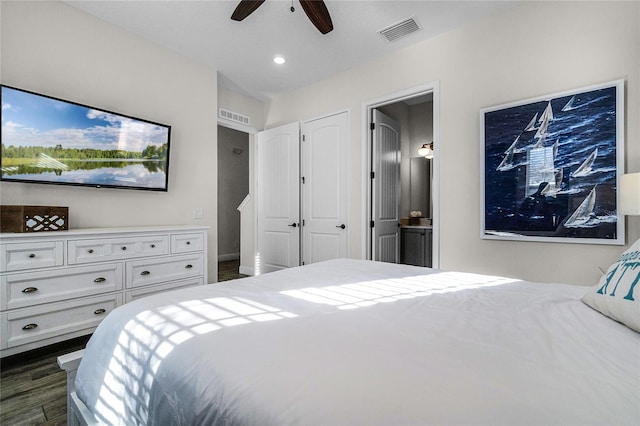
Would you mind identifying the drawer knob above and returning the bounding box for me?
[88,249,94,254]
[185,264,193,269]
[22,323,38,330]
[140,270,151,276]
[121,246,127,251]
[186,241,191,245]
[22,287,38,293]
[94,309,106,315]
[28,253,36,258]
[151,244,156,248]
[94,277,107,283]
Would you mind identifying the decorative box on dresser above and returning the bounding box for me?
[0,225,208,358]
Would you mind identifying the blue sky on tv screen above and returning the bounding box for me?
[1,86,169,153]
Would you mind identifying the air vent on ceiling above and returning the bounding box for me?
[378,16,422,43]
[219,108,250,126]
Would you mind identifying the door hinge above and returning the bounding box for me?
[302,134,306,142]
[370,122,375,131]
[301,176,305,184]
[370,171,375,179]
[302,219,305,226]
[370,220,375,228]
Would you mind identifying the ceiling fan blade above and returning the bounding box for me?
[231,0,266,21]
[299,0,333,34]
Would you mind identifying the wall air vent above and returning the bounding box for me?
[219,108,251,126]
[378,16,422,43]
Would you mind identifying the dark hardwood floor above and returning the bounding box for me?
[0,335,90,426]
[0,261,246,425]
[218,259,247,282]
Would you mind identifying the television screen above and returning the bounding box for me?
[1,85,171,191]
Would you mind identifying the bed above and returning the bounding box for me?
[60,257,640,425]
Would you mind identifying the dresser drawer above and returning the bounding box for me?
[0,241,63,272]
[126,253,203,289]
[1,293,121,349]
[68,235,169,264]
[171,232,204,253]
[1,263,123,310]
[125,277,204,303]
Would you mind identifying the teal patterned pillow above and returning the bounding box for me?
[582,239,640,332]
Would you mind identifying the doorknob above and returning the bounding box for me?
[336,224,346,229]
[288,223,298,228]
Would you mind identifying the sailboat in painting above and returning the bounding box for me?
[562,95,576,111]
[496,143,516,171]
[524,113,538,131]
[497,101,556,172]
[541,167,563,196]
[538,101,554,123]
[571,148,598,177]
[564,186,597,228]
[534,112,551,141]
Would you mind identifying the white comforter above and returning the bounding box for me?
[75,259,640,425]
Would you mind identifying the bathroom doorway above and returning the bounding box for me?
[217,124,250,281]
[364,82,439,268]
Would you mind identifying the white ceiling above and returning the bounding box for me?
[65,0,515,101]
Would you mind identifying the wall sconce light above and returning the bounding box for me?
[418,142,434,159]
[620,173,640,215]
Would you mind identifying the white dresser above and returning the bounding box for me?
[0,225,208,357]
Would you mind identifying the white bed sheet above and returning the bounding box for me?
[75,259,640,425]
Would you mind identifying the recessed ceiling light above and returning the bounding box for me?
[273,56,286,65]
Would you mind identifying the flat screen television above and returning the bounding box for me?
[1,85,171,191]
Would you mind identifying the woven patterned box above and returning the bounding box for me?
[0,205,69,233]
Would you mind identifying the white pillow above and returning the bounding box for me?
[581,238,640,332]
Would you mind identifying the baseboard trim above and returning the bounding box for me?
[239,265,254,276]
[218,253,240,262]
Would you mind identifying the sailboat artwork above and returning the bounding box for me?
[564,186,597,227]
[496,140,517,171]
[562,95,576,112]
[481,80,623,243]
[524,113,538,131]
[571,148,597,178]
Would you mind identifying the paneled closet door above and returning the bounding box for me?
[301,112,349,265]
[256,122,300,274]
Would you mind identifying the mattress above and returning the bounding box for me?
[74,259,640,425]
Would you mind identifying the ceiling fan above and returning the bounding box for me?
[231,0,334,34]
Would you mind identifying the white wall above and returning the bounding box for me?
[218,81,269,132]
[0,1,219,281]
[265,1,640,285]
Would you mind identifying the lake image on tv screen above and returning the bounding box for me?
[1,86,170,190]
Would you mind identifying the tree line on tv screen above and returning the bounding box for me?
[1,143,168,162]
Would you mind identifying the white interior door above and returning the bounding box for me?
[301,112,348,264]
[256,122,300,274]
[372,109,401,263]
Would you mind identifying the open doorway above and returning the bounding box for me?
[364,82,440,268]
[217,124,250,281]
